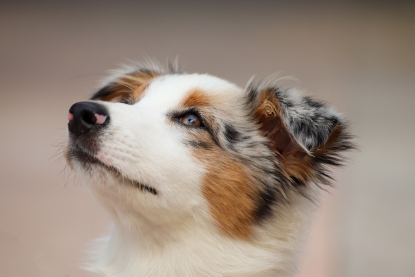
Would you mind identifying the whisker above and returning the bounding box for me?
[49,150,64,160]
[59,164,68,176]
[64,166,73,188]
[52,155,65,164]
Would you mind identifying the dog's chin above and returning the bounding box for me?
[69,147,158,195]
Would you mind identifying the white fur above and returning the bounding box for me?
[69,74,322,277]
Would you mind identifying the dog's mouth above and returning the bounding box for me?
[70,148,157,195]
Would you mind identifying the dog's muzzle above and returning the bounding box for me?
[68,101,109,137]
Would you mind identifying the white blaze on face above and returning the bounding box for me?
[88,74,243,223]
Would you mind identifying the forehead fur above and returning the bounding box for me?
[139,74,243,110]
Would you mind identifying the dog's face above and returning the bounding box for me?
[65,66,352,239]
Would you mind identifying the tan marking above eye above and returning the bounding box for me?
[180,113,202,127]
[181,89,211,108]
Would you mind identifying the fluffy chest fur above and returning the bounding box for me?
[65,63,353,277]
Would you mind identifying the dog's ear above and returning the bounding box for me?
[90,68,162,103]
[248,82,354,187]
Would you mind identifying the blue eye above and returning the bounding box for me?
[180,113,202,127]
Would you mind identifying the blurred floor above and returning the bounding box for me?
[0,1,414,276]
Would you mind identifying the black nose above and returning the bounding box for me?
[68,101,109,137]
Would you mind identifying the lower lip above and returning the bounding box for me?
[71,148,157,195]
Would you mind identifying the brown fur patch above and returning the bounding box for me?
[181,89,212,108]
[194,143,260,239]
[95,69,161,102]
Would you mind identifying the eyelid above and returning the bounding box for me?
[120,97,134,105]
[173,109,206,128]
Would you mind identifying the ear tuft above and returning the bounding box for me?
[167,57,184,74]
[247,79,354,188]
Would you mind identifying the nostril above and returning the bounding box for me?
[80,111,108,125]
[81,110,97,125]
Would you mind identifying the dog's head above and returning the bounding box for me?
[65,65,353,239]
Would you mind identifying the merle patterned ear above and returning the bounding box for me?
[248,83,354,187]
[90,67,162,103]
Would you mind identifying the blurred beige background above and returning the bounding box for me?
[1,1,414,276]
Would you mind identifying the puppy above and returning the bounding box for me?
[65,63,353,277]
